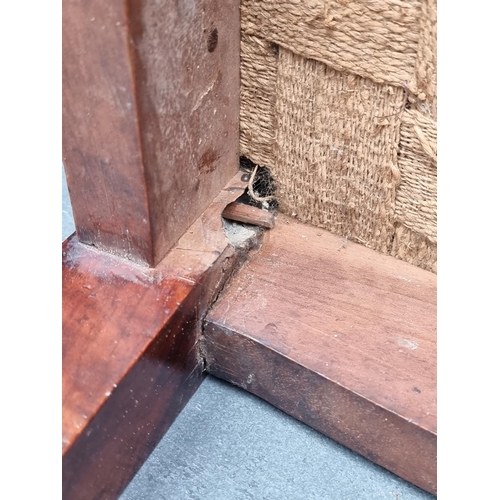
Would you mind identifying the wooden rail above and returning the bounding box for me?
[203,214,437,494]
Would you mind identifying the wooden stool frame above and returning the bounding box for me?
[62,2,436,498]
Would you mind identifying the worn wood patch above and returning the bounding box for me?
[203,214,437,494]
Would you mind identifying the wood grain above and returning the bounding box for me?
[62,175,253,500]
[62,0,239,266]
[203,214,437,494]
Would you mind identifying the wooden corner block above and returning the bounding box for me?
[222,202,276,229]
[62,175,253,500]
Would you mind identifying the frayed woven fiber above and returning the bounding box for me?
[391,223,436,273]
[413,0,437,114]
[240,33,278,168]
[239,0,437,273]
[242,0,422,90]
[275,49,405,254]
[394,109,437,243]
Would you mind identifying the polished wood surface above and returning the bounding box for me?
[62,0,239,266]
[63,175,253,500]
[203,214,437,494]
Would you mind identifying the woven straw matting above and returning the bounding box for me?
[241,0,437,272]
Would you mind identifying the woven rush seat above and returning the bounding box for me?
[240,0,437,272]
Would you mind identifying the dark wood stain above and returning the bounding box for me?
[207,27,218,52]
[198,149,220,174]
